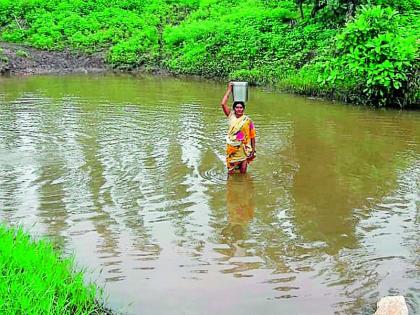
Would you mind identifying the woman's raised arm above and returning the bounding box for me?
[220,83,232,117]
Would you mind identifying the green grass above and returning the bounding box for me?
[0,224,111,315]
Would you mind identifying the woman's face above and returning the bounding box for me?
[234,104,244,116]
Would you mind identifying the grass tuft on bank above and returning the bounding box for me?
[0,224,110,315]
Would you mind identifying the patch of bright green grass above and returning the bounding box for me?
[0,224,110,314]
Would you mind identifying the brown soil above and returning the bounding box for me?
[0,42,108,75]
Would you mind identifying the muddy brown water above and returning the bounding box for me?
[0,74,419,315]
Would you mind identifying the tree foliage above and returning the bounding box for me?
[321,6,418,107]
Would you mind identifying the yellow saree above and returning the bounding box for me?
[225,113,256,171]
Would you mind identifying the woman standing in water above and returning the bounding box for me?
[220,82,256,174]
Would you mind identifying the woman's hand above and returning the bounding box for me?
[227,82,233,92]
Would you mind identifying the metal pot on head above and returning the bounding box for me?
[231,82,249,103]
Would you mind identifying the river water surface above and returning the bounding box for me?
[0,74,419,315]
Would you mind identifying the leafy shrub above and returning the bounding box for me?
[321,5,419,107]
[108,28,159,68]
[0,48,8,64]
[15,49,29,57]
[279,63,327,95]
[372,0,420,13]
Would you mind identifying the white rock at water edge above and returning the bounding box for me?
[373,296,408,315]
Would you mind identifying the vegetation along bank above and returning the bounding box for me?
[0,0,418,108]
[0,224,111,314]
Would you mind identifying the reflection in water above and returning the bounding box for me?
[222,174,255,248]
[0,74,419,314]
[216,174,263,278]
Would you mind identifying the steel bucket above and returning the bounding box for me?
[231,82,249,103]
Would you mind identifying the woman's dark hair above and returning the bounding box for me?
[232,101,245,109]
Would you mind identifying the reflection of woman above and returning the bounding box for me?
[221,174,255,242]
[220,83,256,174]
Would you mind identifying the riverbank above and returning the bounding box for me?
[0,42,107,75]
[0,41,174,77]
[1,35,418,109]
[0,224,112,314]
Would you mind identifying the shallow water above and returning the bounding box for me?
[0,74,419,314]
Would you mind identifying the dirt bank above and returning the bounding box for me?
[0,42,108,75]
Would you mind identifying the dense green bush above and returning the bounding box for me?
[321,6,418,107]
[163,2,302,77]
[0,0,173,66]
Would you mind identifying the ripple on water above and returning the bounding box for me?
[199,167,228,184]
[11,94,50,107]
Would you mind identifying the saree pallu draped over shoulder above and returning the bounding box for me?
[226,113,256,172]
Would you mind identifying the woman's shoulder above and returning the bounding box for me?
[244,114,252,121]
